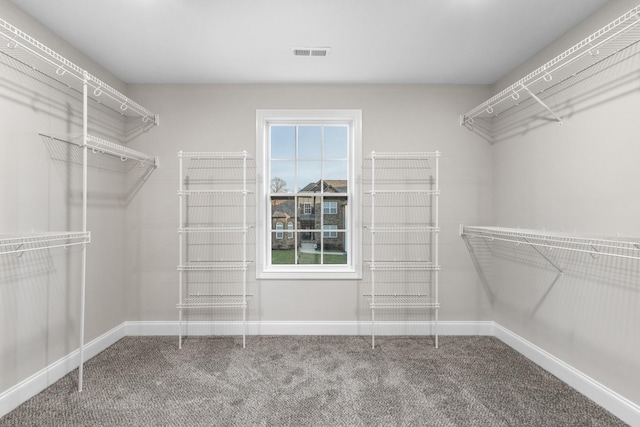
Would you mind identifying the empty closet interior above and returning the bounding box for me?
[1,0,639,424]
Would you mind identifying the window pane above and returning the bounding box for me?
[323,232,347,264]
[270,161,295,193]
[298,126,322,159]
[324,126,348,159]
[323,161,348,184]
[271,196,295,230]
[271,126,295,159]
[297,161,321,192]
[297,196,318,240]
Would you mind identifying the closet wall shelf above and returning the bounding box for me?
[0,18,158,124]
[460,226,640,260]
[366,261,440,271]
[460,5,640,141]
[177,295,252,309]
[178,226,252,233]
[367,151,441,160]
[40,134,159,167]
[365,225,439,233]
[178,262,251,271]
[366,190,440,195]
[364,295,440,308]
[178,151,252,160]
[0,231,90,256]
[177,190,252,196]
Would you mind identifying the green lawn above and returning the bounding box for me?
[272,250,347,265]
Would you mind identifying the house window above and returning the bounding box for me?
[323,201,338,215]
[257,109,362,280]
[275,222,284,239]
[324,225,338,238]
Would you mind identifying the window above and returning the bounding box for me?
[256,109,362,279]
[323,201,337,215]
[324,225,338,238]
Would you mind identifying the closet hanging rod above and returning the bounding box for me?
[460,226,640,261]
[0,18,158,124]
[461,4,640,126]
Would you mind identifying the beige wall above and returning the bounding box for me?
[489,0,640,405]
[124,84,494,324]
[0,0,134,392]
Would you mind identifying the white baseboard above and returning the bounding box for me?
[124,320,495,337]
[0,323,125,418]
[2,320,638,426]
[492,323,640,427]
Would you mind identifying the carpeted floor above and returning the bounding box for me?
[0,336,627,426]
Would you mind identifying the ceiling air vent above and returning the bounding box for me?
[293,47,330,57]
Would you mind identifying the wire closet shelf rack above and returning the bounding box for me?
[364,151,441,348]
[177,151,254,348]
[460,4,640,143]
[460,226,640,261]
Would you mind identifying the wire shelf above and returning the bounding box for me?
[367,151,441,159]
[363,294,440,308]
[178,261,251,271]
[179,151,253,159]
[367,261,440,271]
[177,294,252,309]
[461,226,640,260]
[178,226,252,233]
[0,232,90,255]
[461,5,640,142]
[0,18,158,123]
[40,134,158,167]
[365,225,439,233]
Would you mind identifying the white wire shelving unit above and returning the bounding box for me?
[460,4,640,143]
[364,151,441,348]
[0,17,159,392]
[460,226,640,261]
[177,151,254,348]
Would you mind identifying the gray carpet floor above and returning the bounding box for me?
[0,336,627,426]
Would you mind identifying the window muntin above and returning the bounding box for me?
[256,110,361,279]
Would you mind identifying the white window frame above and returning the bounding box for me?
[275,222,284,239]
[256,109,362,280]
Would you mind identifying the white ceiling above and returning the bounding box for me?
[11,0,611,85]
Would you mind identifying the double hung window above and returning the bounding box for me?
[256,110,362,279]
